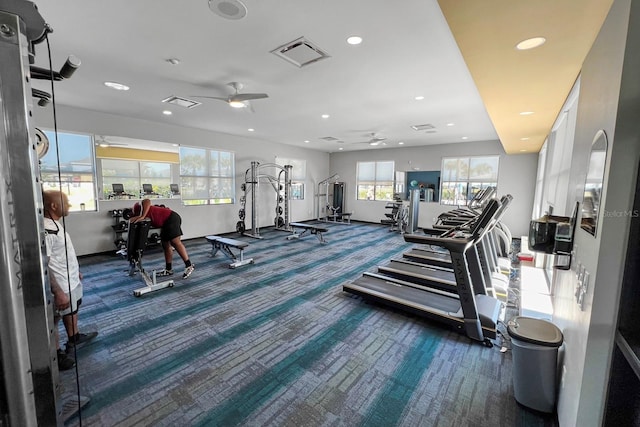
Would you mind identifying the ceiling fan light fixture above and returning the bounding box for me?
[229,100,246,108]
[104,81,130,91]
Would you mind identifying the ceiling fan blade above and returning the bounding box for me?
[231,93,269,102]
[191,95,229,101]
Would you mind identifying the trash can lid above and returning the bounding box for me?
[507,316,563,347]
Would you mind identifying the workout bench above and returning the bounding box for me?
[205,235,254,268]
[127,220,174,297]
[287,222,329,243]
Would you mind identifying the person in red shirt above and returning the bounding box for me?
[129,199,195,279]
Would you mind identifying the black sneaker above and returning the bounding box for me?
[66,331,98,352]
[57,350,76,371]
[157,269,174,277]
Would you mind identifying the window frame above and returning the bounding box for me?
[356,160,395,201]
[101,158,174,198]
[40,130,98,212]
[179,146,235,205]
[440,155,499,206]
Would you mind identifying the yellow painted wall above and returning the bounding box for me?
[96,146,179,163]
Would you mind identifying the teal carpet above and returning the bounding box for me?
[61,222,557,426]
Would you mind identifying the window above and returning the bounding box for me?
[40,130,97,212]
[356,161,395,201]
[276,157,306,200]
[101,159,172,197]
[179,146,235,205]
[440,156,499,205]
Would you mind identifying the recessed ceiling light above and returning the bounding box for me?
[520,111,535,115]
[520,137,529,141]
[104,81,130,91]
[304,140,310,143]
[415,96,424,101]
[321,114,330,119]
[346,36,362,45]
[516,37,546,50]
[162,110,172,115]
[172,144,179,147]
[166,58,180,65]
[446,123,455,127]
[461,136,468,140]
[248,128,255,132]
[520,149,528,152]
[398,142,404,145]
[338,147,344,150]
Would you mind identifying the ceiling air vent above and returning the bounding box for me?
[271,37,330,68]
[411,124,436,131]
[161,95,201,109]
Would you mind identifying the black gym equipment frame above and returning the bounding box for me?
[343,198,503,346]
[127,220,174,297]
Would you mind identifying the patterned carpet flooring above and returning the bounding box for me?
[60,221,558,426]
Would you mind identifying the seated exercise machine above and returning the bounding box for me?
[205,235,254,268]
[287,222,329,243]
[127,220,174,297]
[344,198,504,346]
[326,206,353,224]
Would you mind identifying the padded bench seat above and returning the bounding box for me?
[205,235,254,268]
[287,222,329,243]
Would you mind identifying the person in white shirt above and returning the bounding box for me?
[43,190,98,371]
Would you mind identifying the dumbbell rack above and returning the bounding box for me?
[110,209,128,252]
[109,210,161,254]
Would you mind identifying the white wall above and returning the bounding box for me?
[548,0,639,425]
[34,105,330,256]
[329,140,537,237]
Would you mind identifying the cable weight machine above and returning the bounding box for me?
[237,161,292,239]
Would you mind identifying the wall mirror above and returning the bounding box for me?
[96,135,180,200]
[581,129,608,236]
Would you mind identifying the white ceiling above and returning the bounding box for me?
[28,0,610,154]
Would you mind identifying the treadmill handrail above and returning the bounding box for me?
[406,198,501,252]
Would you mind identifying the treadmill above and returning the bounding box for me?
[344,198,503,346]
[402,194,513,286]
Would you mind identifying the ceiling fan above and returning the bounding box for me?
[352,133,387,146]
[95,135,128,148]
[193,82,269,109]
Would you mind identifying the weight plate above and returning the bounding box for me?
[276,216,285,228]
[236,221,246,234]
[278,195,284,203]
[276,206,283,215]
[35,127,49,159]
[241,183,246,192]
[239,208,245,220]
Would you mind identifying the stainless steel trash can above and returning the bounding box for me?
[507,316,563,413]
